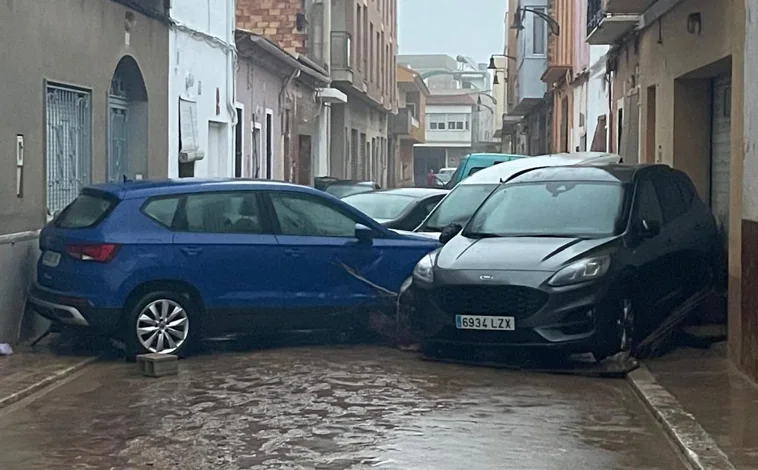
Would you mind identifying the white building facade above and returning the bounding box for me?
[167,0,237,178]
[585,45,610,152]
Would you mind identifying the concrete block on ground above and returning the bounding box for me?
[137,353,178,377]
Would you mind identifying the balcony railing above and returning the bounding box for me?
[587,0,605,36]
[391,108,413,135]
[391,108,424,142]
[330,31,352,70]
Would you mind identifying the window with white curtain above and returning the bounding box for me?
[427,113,447,130]
[427,112,470,131]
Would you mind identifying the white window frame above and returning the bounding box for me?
[530,7,547,57]
[252,121,263,178]
[427,112,471,131]
[234,102,245,178]
[427,113,447,130]
[179,97,204,162]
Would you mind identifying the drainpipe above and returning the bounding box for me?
[226,0,238,126]
[606,73,613,153]
[279,69,301,111]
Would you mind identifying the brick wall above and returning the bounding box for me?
[236,0,306,55]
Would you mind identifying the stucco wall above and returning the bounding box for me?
[637,0,733,178]
[630,0,747,376]
[236,59,285,180]
[587,47,610,152]
[0,0,169,234]
[168,1,236,178]
[572,80,587,151]
[0,0,169,344]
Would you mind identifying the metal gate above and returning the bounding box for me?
[108,76,129,182]
[45,84,92,218]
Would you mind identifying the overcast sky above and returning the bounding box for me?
[397,0,507,64]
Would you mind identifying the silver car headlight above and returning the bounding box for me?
[548,255,611,287]
[412,254,435,284]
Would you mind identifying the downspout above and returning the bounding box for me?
[606,72,613,153]
[279,68,300,182]
[226,0,238,126]
[279,69,301,110]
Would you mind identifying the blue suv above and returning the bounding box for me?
[27,179,440,356]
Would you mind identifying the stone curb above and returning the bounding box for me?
[0,356,99,410]
[627,362,736,470]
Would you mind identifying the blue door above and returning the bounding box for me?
[265,191,436,328]
[172,191,283,335]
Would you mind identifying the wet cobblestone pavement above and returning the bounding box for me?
[0,345,685,469]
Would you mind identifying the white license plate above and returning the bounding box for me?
[456,315,515,331]
[42,251,61,268]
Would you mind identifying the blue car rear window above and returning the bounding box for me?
[56,193,116,229]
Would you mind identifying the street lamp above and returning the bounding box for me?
[487,55,515,87]
[511,6,561,36]
[487,55,517,70]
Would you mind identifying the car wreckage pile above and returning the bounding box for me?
[26,154,726,376]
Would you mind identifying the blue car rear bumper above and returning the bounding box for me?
[27,283,122,334]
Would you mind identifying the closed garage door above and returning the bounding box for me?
[711,74,731,246]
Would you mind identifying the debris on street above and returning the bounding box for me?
[0,344,12,356]
[635,287,717,359]
[137,353,178,377]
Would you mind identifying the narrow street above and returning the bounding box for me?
[0,345,685,470]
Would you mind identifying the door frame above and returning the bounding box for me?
[234,102,245,178]
[252,121,263,178]
[265,108,274,179]
[616,97,624,154]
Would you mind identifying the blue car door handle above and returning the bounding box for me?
[284,248,303,257]
[180,246,203,256]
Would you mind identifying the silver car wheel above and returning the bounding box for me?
[136,299,189,354]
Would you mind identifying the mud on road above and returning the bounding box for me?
[0,345,685,470]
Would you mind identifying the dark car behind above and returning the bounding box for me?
[323,180,381,198]
[405,164,718,361]
[342,188,448,231]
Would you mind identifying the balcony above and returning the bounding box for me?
[391,108,424,143]
[510,57,547,116]
[330,31,353,83]
[586,0,648,45]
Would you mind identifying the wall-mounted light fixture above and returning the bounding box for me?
[487,55,514,87]
[511,6,561,36]
[487,54,517,70]
[687,12,702,35]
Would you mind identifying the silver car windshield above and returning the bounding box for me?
[418,184,498,232]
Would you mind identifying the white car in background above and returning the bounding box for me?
[434,167,457,184]
[398,152,624,240]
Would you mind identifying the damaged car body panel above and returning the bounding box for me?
[405,164,718,361]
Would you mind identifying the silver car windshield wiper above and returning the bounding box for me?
[464,232,503,239]
[506,234,590,239]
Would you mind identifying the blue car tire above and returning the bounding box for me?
[124,291,197,358]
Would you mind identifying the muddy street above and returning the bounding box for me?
[0,346,684,470]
